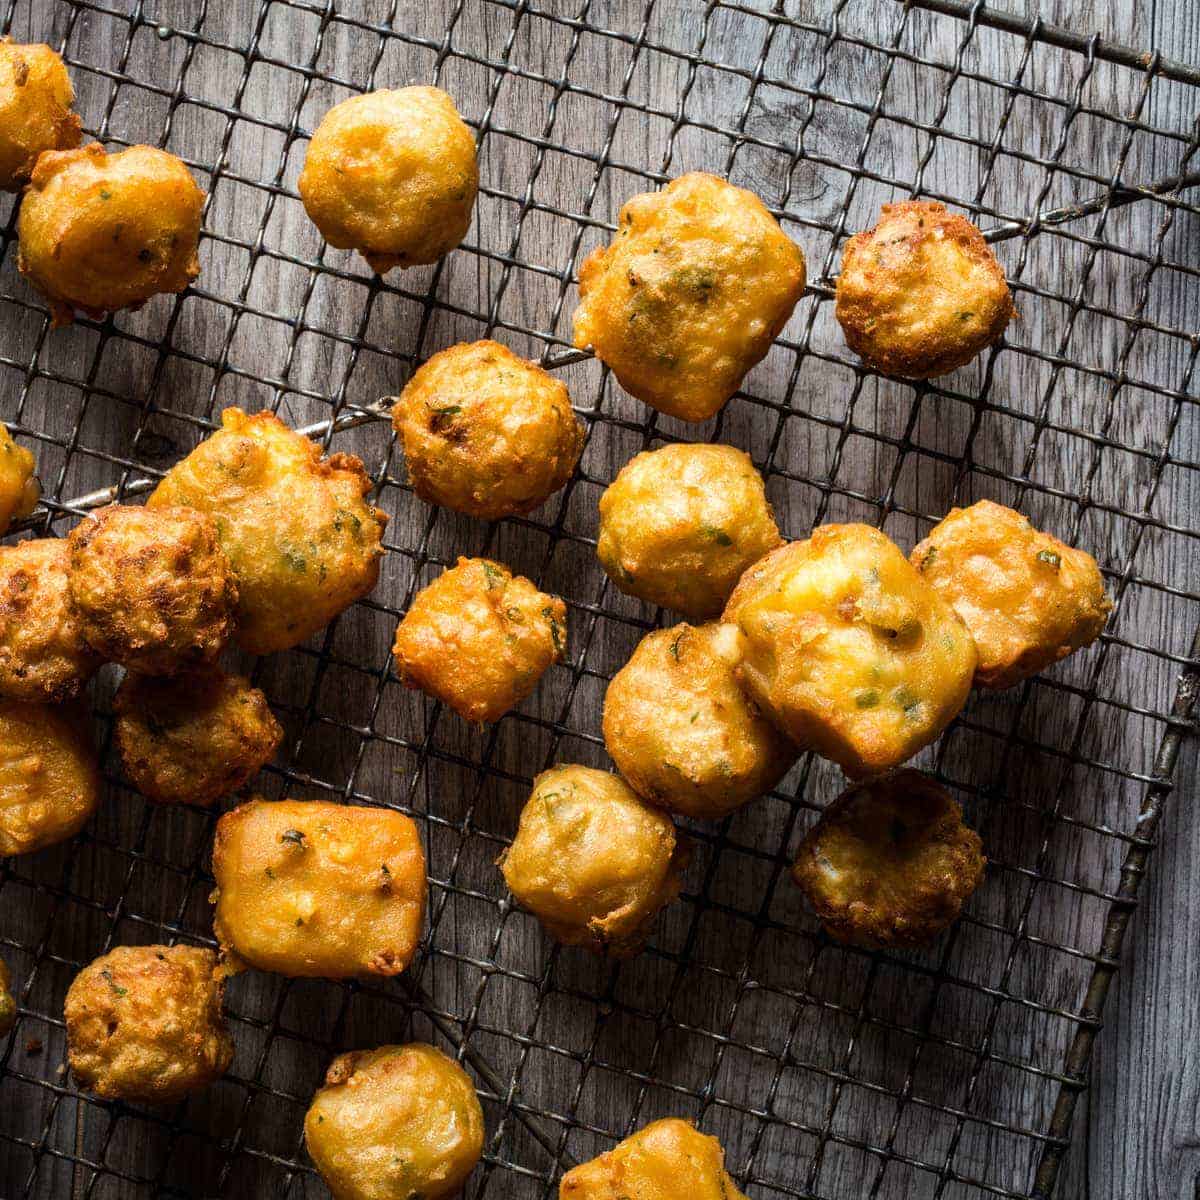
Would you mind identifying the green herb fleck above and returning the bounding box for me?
[101,969,127,998]
[482,562,505,590]
[543,606,564,654]
[505,606,525,623]
[919,546,938,571]
[281,828,307,849]
[957,310,974,321]
[700,524,734,547]
[282,546,307,573]
[855,690,879,709]
[669,629,686,661]
[295,917,305,927]
[689,711,700,723]
[99,189,112,201]
[1036,549,1061,568]
[265,867,276,880]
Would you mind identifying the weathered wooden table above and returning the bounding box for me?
[1,2,1197,1198]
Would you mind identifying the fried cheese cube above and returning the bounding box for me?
[723,524,976,778]
[911,499,1111,688]
[0,423,39,534]
[304,1043,485,1200]
[573,172,806,422]
[0,39,81,192]
[211,798,425,979]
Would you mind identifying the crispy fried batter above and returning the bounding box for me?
[18,143,203,325]
[114,666,281,806]
[0,957,16,1037]
[392,556,566,724]
[0,423,39,534]
[65,945,232,1103]
[500,765,688,958]
[0,539,100,702]
[392,340,584,520]
[0,39,80,192]
[723,524,977,779]
[212,798,426,979]
[835,200,1014,379]
[148,408,388,655]
[299,86,477,273]
[911,499,1111,689]
[559,1118,748,1200]
[792,770,985,948]
[67,504,238,675]
[573,172,806,422]
[603,622,795,820]
[596,442,781,619]
[305,1043,485,1200]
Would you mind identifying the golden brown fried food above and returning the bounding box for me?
[148,408,388,655]
[723,524,976,779]
[114,666,281,806]
[212,798,425,979]
[65,945,233,1103]
[67,504,238,675]
[500,765,687,958]
[573,172,805,422]
[596,442,781,619]
[392,340,584,520]
[0,957,16,1038]
[0,539,100,702]
[603,622,795,820]
[299,86,477,274]
[0,39,80,192]
[835,200,1014,379]
[18,143,203,326]
[0,699,99,856]
[911,499,1111,689]
[792,770,985,948]
[305,1044,484,1200]
[392,557,566,724]
[559,1118,748,1200]
[0,423,39,534]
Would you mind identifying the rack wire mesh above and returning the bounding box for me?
[1,1,1198,1197]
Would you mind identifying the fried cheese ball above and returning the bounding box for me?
[0,423,39,534]
[114,667,282,806]
[0,957,17,1038]
[148,408,388,655]
[500,765,687,958]
[573,172,806,422]
[792,770,985,948]
[0,538,100,702]
[911,500,1112,689]
[560,1118,748,1200]
[212,799,426,978]
[597,442,781,619]
[392,340,585,520]
[723,524,976,779]
[0,699,99,856]
[18,143,203,326]
[65,945,233,1103]
[67,504,238,675]
[0,39,81,192]
[603,622,795,820]
[304,1044,485,1200]
[835,200,1014,379]
[392,557,566,724]
[299,86,477,274]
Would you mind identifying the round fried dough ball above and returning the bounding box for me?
[299,86,477,274]
[0,423,39,535]
[603,622,795,820]
[597,442,781,619]
[500,765,688,958]
[0,538,100,702]
[573,171,806,422]
[148,408,388,655]
[305,1044,485,1200]
[0,40,81,192]
[0,957,17,1038]
[912,500,1111,689]
[65,945,233,1103]
[560,1118,748,1200]
[792,770,985,948]
[835,200,1014,379]
[723,525,977,779]
[0,699,100,856]
[18,143,203,326]
[114,666,282,806]
[67,504,238,675]
[392,340,584,520]
[392,557,567,724]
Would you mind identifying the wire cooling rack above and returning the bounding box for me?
[1,1,1198,1198]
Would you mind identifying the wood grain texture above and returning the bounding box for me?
[0,2,1195,1199]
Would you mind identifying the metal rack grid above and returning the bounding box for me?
[1,1,1197,1197]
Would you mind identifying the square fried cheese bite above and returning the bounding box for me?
[212,799,425,979]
